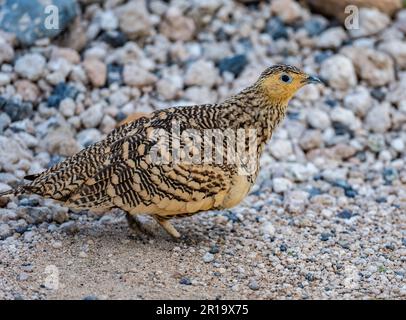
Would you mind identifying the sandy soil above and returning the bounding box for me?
[1,196,404,300]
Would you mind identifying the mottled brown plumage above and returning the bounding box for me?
[0,65,320,238]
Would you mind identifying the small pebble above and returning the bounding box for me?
[337,210,353,219]
[248,279,260,291]
[179,277,192,285]
[202,252,215,263]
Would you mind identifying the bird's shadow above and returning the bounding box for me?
[62,211,209,247]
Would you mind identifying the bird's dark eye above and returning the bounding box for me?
[280,74,292,83]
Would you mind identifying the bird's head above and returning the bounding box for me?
[257,64,321,105]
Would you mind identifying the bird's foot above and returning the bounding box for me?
[153,215,181,239]
[125,213,155,237]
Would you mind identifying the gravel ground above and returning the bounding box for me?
[0,0,405,299]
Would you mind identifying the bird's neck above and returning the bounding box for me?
[220,86,289,148]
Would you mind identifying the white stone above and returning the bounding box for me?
[83,59,107,87]
[0,136,32,169]
[331,107,360,131]
[284,190,309,214]
[47,57,72,79]
[184,86,217,104]
[287,163,318,182]
[81,104,104,128]
[156,73,183,100]
[378,39,406,69]
[299,129,322,151]
[388,76,406,106]
[51,47,80,64]
[395,9,406,33]
[160,7,196,41]
[115,0,152,39]
[60,98,76,117]
[0,72,11,85]
[307,108,331,130]
[320,55,357,90]
[0,38,14,64]
[100,10,118,31]
[100,115,116,134]
[77,128,102,148]
[270,139,293,160]
[109,90,130,107]
[202,252,214,263]
[391,138,405,152]
[349,8,390,38]
[365,103,392,133]
[0,223,12,240]
[84,47,107,61]
[341,47,395,87]
[43,127,80,157]
[316,27,347,49]
[123,64,157,87]
[262,222,275,236]
[272,177,293,194]
[344,87,372,117]
[185,60,219,88]
[15,53,46,81]
[270,0,303,23]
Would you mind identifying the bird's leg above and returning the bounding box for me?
[153,215,181,239]
[125,213,154,236]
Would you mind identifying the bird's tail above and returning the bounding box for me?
[0,189,14,197]
[0,186,24,197]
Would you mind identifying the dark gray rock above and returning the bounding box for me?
[337,209,353,219]
[314,51,332,64]
[305,273,315,282]
[304,18,327,37]
[18,198,40,207]
[107,64,123,85]
[209,245,220,254]
[13,221,28,234]
[320,233,331,241]
[383,168,398,184]
[47,82,79,108]
[179,277,192,285]
[0,97,33,122]
[0,0,78,46]
[17,207,51,224]
[266,17,288,40]
[371,88,386,102]
[100,31,127,48]
[332,180,358,198]
[218,54,248,77]
[375,197,387,203]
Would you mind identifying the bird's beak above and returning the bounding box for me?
[304,75,322,84]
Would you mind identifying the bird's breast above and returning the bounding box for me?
[221,174,252,209]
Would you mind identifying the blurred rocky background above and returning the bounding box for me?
[0,0,405,300]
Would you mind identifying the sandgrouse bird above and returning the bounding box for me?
[0,65,321,238]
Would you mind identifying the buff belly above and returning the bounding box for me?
[125,174,252,218]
